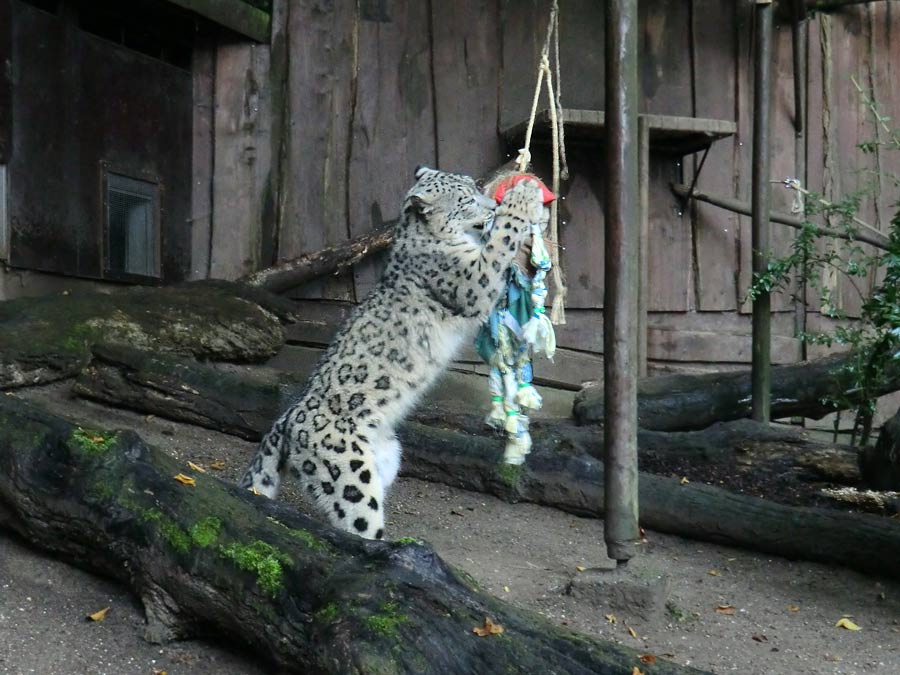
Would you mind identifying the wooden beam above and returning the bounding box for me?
[671,184,893,251]
[603,0,641,563]
[167,0,271,43]
[751,0,775,423]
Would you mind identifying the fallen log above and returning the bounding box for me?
[70,345,900,578]
[575,352,900,430]
[0,283,285,390]
[0,398,704,675]
[240,226,395,294]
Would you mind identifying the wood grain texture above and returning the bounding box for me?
[189,35,215,280]
[210,41,272,280]
[347,0,437,300]
[691,0,739,311]
[277,0,356,301]
[431,0,502,176]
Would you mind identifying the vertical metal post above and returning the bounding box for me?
[604,0,640,563]
[751,0,774,423]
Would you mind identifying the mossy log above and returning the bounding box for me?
[0,282,286,390]
[71,345,900,579]
[0,398,705,675]
[574,353,900,431]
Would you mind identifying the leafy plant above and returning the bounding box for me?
[748,82,900,447]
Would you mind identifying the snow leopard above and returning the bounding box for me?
[239,167,546,539]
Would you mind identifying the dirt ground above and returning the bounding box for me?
[2,383,899,675]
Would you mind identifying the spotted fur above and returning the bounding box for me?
[239,167,545,539]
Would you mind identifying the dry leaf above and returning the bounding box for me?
[173,473,196,486]
[639,654,656,664]
[575,566,586,572]
[680,477,690,485]
[209,459,226,471]
[825,654,842,662]
[250,487,260,495]
[503,586,510,593]
[715,604,735,615]
[472,617,504,637]
[787,604,800,613]
[632,667,645,675]
[835,618,862,631]
[627,625,638,638]
[187,461,207,474]
[87,607,110,622]
[604,613,617,624]
[751,634,768,643]
[707,569,720,577]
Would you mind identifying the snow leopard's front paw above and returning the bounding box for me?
[498,178,546,226]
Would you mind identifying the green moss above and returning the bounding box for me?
[159,519,191,554]
[285,527,331,553]
[219,540,292,597]
[495,463,524,489]
[395,537,422,546]
[314,602,340,625]
[189,516,223,548]
[69,427,117,455]
[364,601,409,638]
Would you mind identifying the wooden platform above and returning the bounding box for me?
[501,108,737,156]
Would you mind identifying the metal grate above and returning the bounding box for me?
[106,173,159,277]
[0,164,7,261]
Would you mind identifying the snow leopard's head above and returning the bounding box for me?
[400,166,497,247]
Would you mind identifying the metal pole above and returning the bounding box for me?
[751,0,774,423]
[604,0,640,563]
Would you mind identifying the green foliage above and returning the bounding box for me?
[219,540,292,597]
[748,83,900,447]
[314,602,341,625]
[364,601,409,638]
[189,516,223,548]
[69,427,117,455]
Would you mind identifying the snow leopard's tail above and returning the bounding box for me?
[237,415,288,498]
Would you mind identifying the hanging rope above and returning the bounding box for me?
[514,0,569,326]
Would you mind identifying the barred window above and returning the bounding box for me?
[105,172,159,278]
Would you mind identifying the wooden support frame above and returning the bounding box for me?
[603,0,640,564]
[751,0,774,423]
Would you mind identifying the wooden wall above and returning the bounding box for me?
[198,0,900,386]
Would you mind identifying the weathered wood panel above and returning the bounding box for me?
[209,40,272,280]
[555,149,604,309]
[0,0,10,164]
[8,3,192,281]
[735,0,755,314]
[431,0,502,177]
[189,34,215,280]
[690,0,738,312]
[347,1,437,300]
[648,328,801,365]
[277,0,356,301]
[638,0,692,116]
[647,155,692,312]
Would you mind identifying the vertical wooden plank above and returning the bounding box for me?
[691,0,738,311]
[347,0,437,300]
[0,0,11,164]
[499,0,543,131]
[647,155,692,312]
[278,0,356,300]
[735,0,755,314]
[209,40,272,280]
[555,148,604,309]
[431,0,502,176]
[804,13,826,316]
[189,34,215,280]
[769,22,799,312]
[637,118,649,376]
[638,0,692,115]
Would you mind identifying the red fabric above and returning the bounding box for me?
[491,175,556,205]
